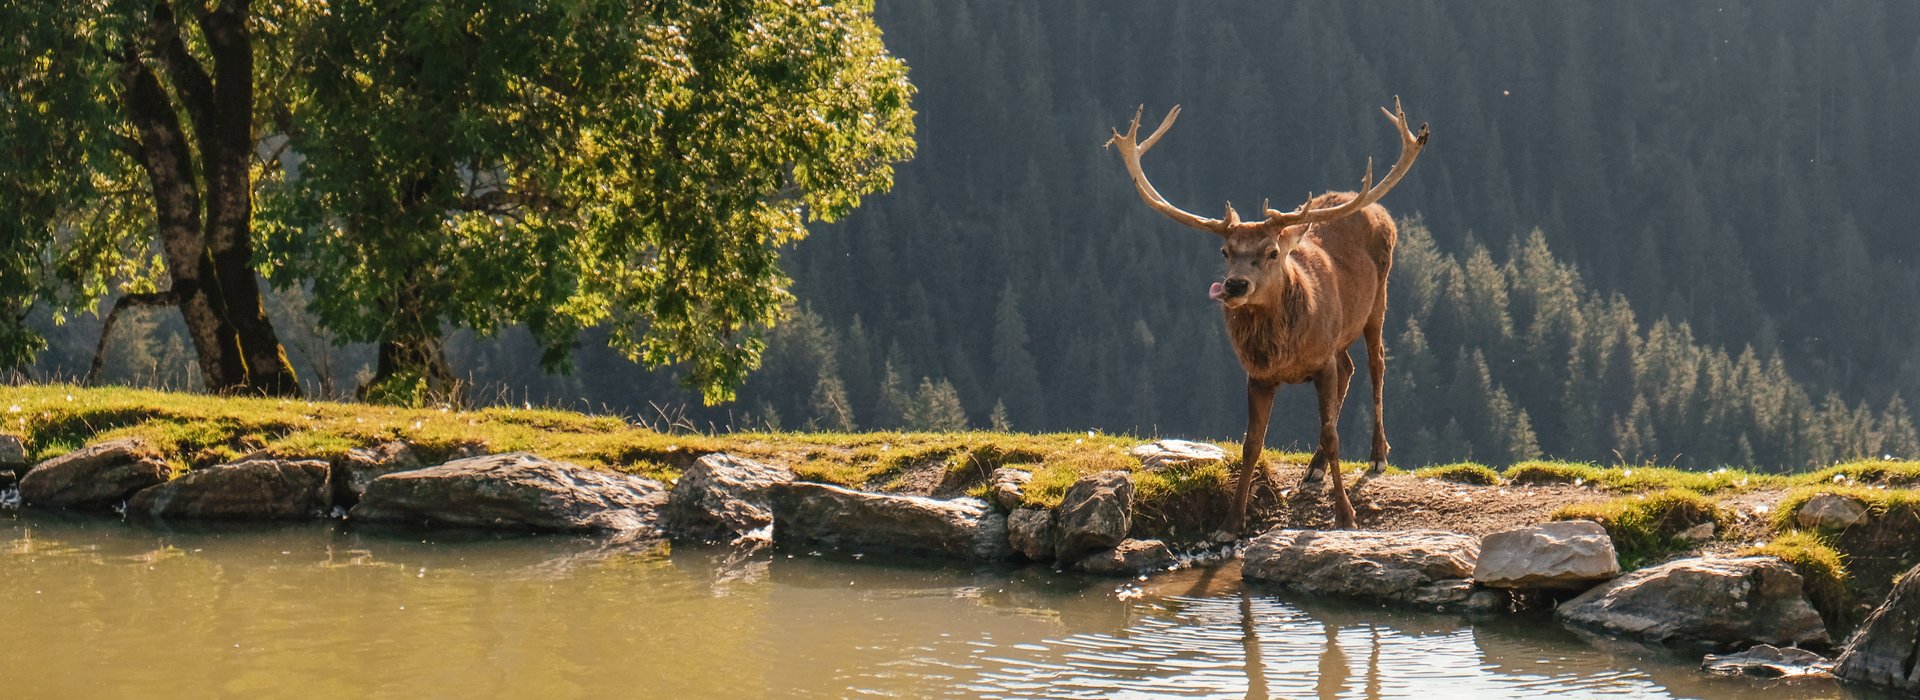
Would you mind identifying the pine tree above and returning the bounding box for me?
[905,377,968,432]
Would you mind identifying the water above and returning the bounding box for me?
[0,512,1869,699]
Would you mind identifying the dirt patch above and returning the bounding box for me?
[1245,462,1616,536]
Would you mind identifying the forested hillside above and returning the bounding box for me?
[29,1,1920,469]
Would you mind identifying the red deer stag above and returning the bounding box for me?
[1108,98,1428,532]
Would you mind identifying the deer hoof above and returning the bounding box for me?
[1365,460,1387,478]
[1301,467,1326,485]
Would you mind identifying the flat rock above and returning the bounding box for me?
[770,482,1012,561]
[988,467,1031,511]
[333,441,424,505]
[350,452,667,533]
[667,453,793,546]
[1474,520,1620,589]
[1835,563,1920,693]
[1796,494,1870,530]
[1008,507,1056,561]
[1702,644,1833,679]
[1054,471,1132,560]
[1556,556,1829,650]
[1242,529,1481,603]
[19,438,169,509]
[1129,439,1226,471]
[1077,538,1176,576]
[128,459,331,520]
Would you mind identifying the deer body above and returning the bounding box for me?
[1109,100,1426,533]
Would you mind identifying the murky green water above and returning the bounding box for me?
[0,512,1869,699]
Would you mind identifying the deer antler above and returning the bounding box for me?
[1107,105,1237,236]
[1263,96,1429,227]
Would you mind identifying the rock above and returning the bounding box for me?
[349,452,667,533]
[1556,556,1829,650]
[1077,538,1176,576]
[0,433,26,476]
[770,482,1012,561]
[1410,578,1476,607]
[332,441,424,505]
[666,453,793,546]
[1474,521,1621,589]
[1834,563,1920,693]
[128,459,331,520]
[1678,522,1716,543]
[1242,529,1481,603]
[1796,494,1870,530]
[19,438,169,509]
[1008,507,1056,561]
[988,467,1031,512]
[1702,644,1834,679]
[1129,439,1227,471]
[1053,471,1133,560]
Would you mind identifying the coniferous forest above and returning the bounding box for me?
[25,1,1920,471]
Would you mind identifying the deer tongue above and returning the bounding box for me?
[1208,282,1225,301]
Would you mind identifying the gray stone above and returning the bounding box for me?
[350,452,667,533]
[666,453,793,546]
[0,433,26,476]
[1077,538,1176,576]
[1410,578,1476,607]
[1835,563,1920,693]
[988,467,1031,512]
[1053,471,1133,560]
[1242,529,1481,603]
[128,459,331,520]
[1556,556,1829,650]
[1678,521,1716,543]
[770,482,1013,561]
[1008,507,1056,561]
[1703,644,1834,679]
[1474,521,1621,589]
[333,441,424,504]
[1129,439,1227,471]
[19,438,169,509]
[1796,493,1871,530]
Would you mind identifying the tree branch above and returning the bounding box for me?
[85,291,178,386]
[149,1,215,131]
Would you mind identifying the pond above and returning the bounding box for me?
[0,513,1872,699]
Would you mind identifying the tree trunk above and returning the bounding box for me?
[123,0,300,397]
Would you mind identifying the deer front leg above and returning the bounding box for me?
[1228,378,1280,534]
[1314,364,1359,529]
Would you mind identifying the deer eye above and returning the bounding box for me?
[1267,249,1280,260]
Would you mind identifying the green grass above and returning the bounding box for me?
[1739,530,1851,625]
[1413,462,1500,486]
[1552,488,1729,568]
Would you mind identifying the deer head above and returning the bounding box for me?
[1107,98,1429,308]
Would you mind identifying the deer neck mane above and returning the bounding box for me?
[1223,258,1313,375]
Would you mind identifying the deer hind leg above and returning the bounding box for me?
[1229,378,1280,534]
[1303,351,1356,485]
[1365,293,1390,478]
[1314,362,1358,529]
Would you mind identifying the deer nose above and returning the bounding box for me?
[1223,278,1250,297]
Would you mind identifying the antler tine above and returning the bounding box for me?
[1108,105,1230,236]
[1264,97,1429,228]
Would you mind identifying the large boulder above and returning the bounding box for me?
[666,453,793,546]
[770,482,1012,561]
[1007,507,1056,561]
[128,459,331,520]
[332,441,425,505]
[1834,563,1920,693]
[19,438,169,509]
[1474,521,1620,589]
[1129,439,1227,471]
[1242,529,1481,603]
[1796,494,1870,530]
[1077,538,1177,576]
[987,467,1031,512]
[349,452,667,533]
[1053,471,1133,560]
[1556,556,1829,650]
